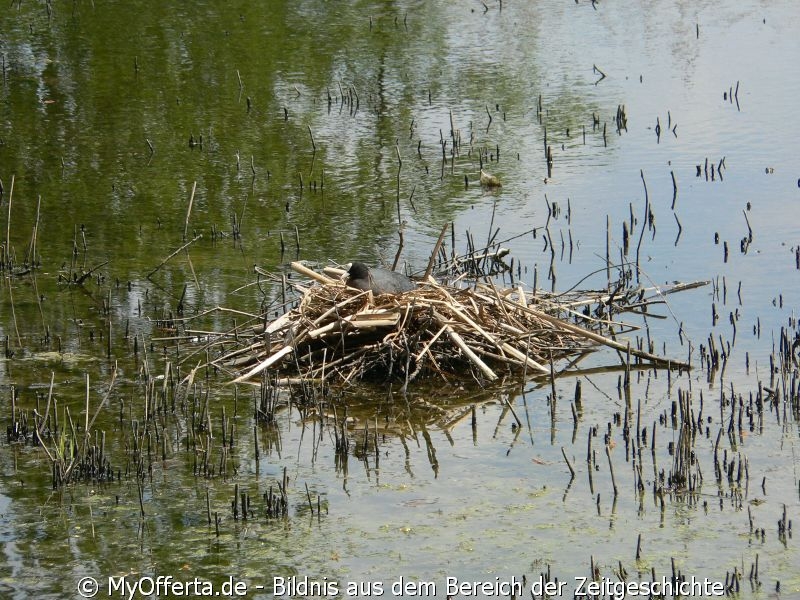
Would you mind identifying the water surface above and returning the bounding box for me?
[1,1,799,598]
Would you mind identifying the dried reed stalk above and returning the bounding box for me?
[215,262,698,386]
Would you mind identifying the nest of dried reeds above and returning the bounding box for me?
[218,262,698,387]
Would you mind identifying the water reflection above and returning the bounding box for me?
[2,0,800,596]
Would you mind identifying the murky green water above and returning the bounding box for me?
[1,1,799,598]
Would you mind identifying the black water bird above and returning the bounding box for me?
[346,262,415,295]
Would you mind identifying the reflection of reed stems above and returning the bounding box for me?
[4,174,14,270]
[184,180,196,242]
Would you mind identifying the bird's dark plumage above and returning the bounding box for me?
[346,262,415,295]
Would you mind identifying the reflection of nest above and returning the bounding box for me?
[218,262,700,387]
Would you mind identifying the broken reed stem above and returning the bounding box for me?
[37,371,55,437]
[424,222,450,281]
[433,309,498,381]
[290,260,339,285]
[502,396,522,428]
[24,193,43,267]
[605,215,611,291]
[5,174,14,269]
[561,446,576,479]
[436,283,549,373]
[138,481,146,517]
[307,125,316,152]
[184,181,197,242]
[392,230,405,273]
[305,482,314,514]
[84,373,90,441]
[74,260,109,286]
[147,234,203,279]
[670,170,678,210]
[392,143,404,271]
[503,298,689,369]
[635,169,649,283]
[395,143,403,226]
[606,444,618,496]
[742,209,753,241]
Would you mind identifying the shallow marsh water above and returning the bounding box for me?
[1,1,799,598]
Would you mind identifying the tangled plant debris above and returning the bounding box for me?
[213,260,705,388]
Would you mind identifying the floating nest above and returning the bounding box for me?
[217,262,702,387]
